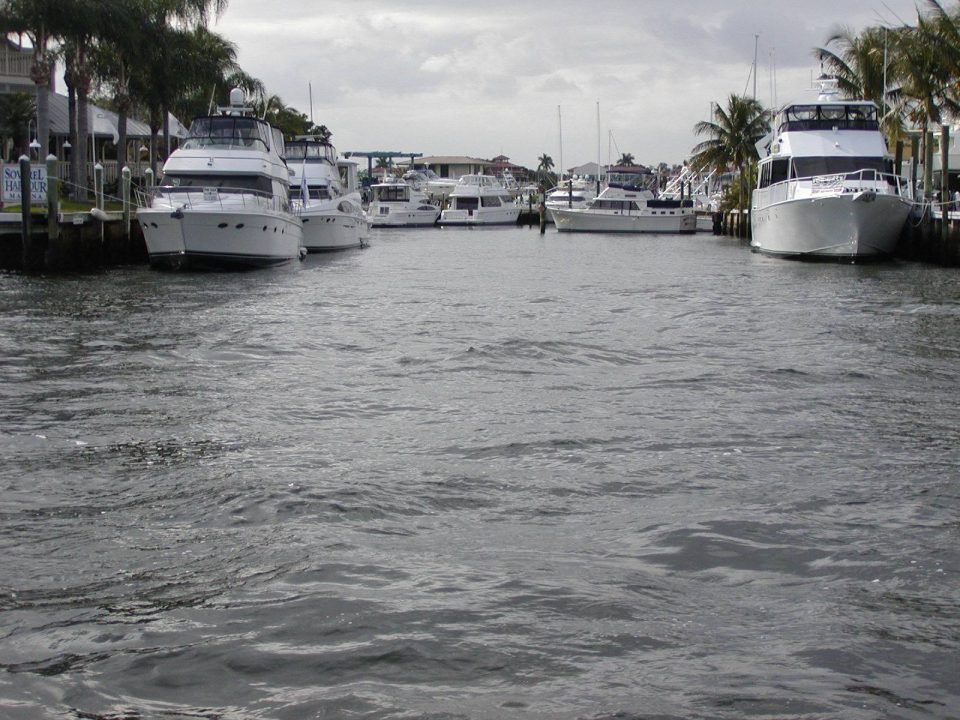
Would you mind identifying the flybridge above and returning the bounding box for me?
[777,103,880,134]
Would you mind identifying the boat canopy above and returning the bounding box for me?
[182,116,273,151]
[778,103,879,134]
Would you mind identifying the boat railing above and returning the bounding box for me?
[754,169,913,208]
[137,185,288,212]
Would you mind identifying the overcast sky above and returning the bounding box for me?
[211,0,923,171]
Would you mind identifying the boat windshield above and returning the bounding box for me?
[182,117,272,151]
[158,173,273,194]
[791,156,891,178]
[779,103,878,132]
[290,186,331,201]
[284,141,336,163]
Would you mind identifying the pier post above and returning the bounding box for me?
[910,135,920,201]
[45,154,59,242]
[145,167,154,189]
[924,130,934,200]
[941,124,950,244]
[18,155,32,268]
[539,199,546,234]
[94,163,104,210]
[122,166,131,240]
[894,140,904,176]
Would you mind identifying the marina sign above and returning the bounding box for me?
[1,164,47,205]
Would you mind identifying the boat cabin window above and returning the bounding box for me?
[590,199,642,211]
[453,197,479,210]
[791,156,890,179]
[159,173,272,194]
[182,117,271,151]
[758,158,791,188]
[481,196,503,207]
[290,186,331,201]
[284,141,336,163]
[375,186,410,202]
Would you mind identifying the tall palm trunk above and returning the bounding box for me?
[28,40,52,156]
[75,73,91,202]
[64,70,79,199]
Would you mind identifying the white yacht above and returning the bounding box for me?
[552,184,696,233]
[544,178,596,222]
[751,77,913,260]
[285,137,368,252]
[368,176,440,227]
[438,174,521,225]
[423,174,460,203]
[137,89,303,269]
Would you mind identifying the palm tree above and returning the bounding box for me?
[616,152,635,166]
[690,94,770,211]
[813,25,901,141]
[536,153,555,186]
[91,0,154,168]
[0,0,65,156]
[60,1,120,199]
[889,7,960,196]
[0,92,37,160]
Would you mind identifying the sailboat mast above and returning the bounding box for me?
[596,101,602,195]
[557,105,563,184]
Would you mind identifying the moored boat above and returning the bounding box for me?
[751,77,913,260]
[437,174,521,226]
[552,184,696,233]
[136,89,303,270]
[368,176,440,227]
[286,137,368,251]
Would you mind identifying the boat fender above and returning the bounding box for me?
[89,207,109,222]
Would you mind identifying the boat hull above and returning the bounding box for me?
[300,210,368,251]
[751,192,911,260]
[369,205,440,227]
[437,207,521,225]
[137,206,302,270]
[552,209,697,233]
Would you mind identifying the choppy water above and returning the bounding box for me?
[1,226,959,719]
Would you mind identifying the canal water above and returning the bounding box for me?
[1,226,958,719]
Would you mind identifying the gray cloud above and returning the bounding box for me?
[214,0,922,167]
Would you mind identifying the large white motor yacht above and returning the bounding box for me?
[552,184,696,233]
[137,89,303,270]
[751,77,913,260]
[437,174,521,225]
[285,137,368,251]
[368,176,440,227]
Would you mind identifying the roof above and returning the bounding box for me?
[43,91,186,141]
[417,155,491,166]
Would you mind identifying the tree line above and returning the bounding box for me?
[691,0,960,209]
[0,0,325,197]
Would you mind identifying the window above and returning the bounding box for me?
[791,156,887,178]
[453,197,479,210]
[481,196,502,207]
[376,187,409,202]
[159,173,272,194]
